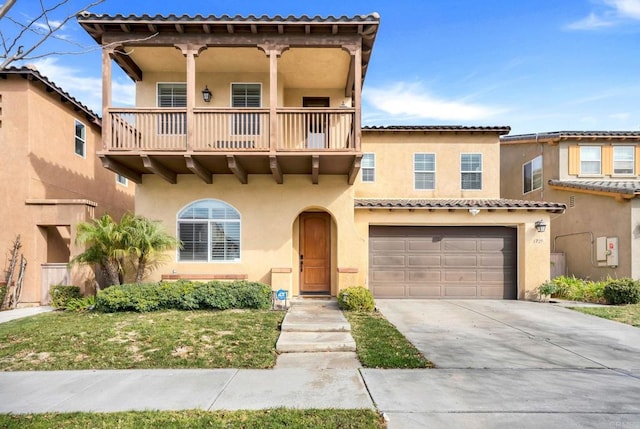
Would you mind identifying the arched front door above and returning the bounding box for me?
[299,212,331,295]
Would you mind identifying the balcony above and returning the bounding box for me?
[102,107,361,185]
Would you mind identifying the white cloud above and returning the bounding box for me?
[567,0,640,30]
[27,57,135,113]
[363,82,501,122]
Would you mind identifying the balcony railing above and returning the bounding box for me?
[106,107,356,152]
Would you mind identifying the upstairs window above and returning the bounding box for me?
[613,146,634,175]
[177,199,241,262]
[414,153,436,190]
[74,120,86,157]
[157,83,186,135]
[580,146,601,175]
[116,174,128,186]
[523,155,543,194]
[461,153,482,190]
[231,83,261,135]
[362,153,375,182]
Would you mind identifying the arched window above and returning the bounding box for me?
[177,200,241,262]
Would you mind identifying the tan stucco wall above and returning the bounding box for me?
[0,76,135,305]
[501,140,638,281]
[358,132,501,199]
[135,174,365,296]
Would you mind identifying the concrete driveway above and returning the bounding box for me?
[362,300,640,428]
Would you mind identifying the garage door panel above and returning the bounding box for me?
[443,255,477,267]
[372,255,406,267]
[371,239,405,252]
[371,270,405,282]
[408,271,441,282]
[407,286,442,297]
[369,226,517,299]
[407,239,442,252]
[443,239,478,252]
[407,255,441,267]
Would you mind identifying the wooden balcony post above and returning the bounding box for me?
[258,43,288,153]
[343,42,362,151]
[176,44,207,151]
[102,47,113,151]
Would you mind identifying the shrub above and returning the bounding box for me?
[50,285,81,309]
[537,281,559,298]
[603,279,640,305]
[337,286,375,312]
[96,280,272,312]
[65,296,96,312]
[536,276,606,304]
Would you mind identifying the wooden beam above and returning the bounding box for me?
[99,155,142,184]
[347,154,362,185]
[185,155,213,184]
[311,155,320,185]
[269,155,283,184]
[142,155,177,184]
[227,155,248,184]
[345,55,355,97]
[112,51,142,81]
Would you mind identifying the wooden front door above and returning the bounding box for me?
[299,212,331,294]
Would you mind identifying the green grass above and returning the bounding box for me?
[0,409,386,428]
[0,309,284,370]
[570,304,640,327]
[345,311,433,368]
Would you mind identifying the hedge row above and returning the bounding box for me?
[96,280,272,312]
[538,276,640,305]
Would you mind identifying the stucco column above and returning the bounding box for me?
[343,42,362,151]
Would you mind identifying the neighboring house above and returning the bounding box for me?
[0,67,135,306]
[501,131,640,281]
[78,13,564,300]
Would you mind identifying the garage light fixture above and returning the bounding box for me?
[468,208,480,216]
[535,220,547,233]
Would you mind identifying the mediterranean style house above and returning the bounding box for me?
[0,67,135,306]
[78,13,564,300]
[501,131,640,281]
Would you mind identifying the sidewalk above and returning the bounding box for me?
[0,306,53,324]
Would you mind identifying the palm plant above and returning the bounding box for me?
[121,214,181,284]
[73,214,127,287]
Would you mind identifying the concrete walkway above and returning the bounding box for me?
[0,306,53,324]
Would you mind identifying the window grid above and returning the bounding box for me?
[523,155,543,194]
[414,153,436,190]
[461,153,482,190]
[231,83,261,135]
[613,146,634,175]
[362,153,375,182]
[580,146,601,175]
[157,83,187,135]
[116,175,128,186]
[177,200,241,262]
[74,120,86,157]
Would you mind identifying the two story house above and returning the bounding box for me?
[0,67,135,306]
[501,131,640,281]
[78,13,564,300]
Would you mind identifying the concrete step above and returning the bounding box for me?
[276,331,356,353]
[281,312,351,332]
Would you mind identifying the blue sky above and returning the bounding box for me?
[4,0,640,134]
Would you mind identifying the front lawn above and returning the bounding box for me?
[570,304,640,327]
[345,311,433,368]
[0,409,386,428]
[0,310,284,371]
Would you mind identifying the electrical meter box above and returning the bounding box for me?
[596,236,619,267]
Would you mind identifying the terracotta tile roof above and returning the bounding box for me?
[364,125,511,134]
[548,180,640,195]
[0,66,100,125]
[501,131,640,143]
[355,198,566,213]
[77,12,380,24]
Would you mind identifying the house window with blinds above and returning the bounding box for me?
[523,155,543,194]
[177,200,241,262]
[231,83,261,135]
[414,153,436,190]
[613,146,634,175]
[580,146,601,175]
[461,153,482,190]
[362,153,376,182]
[157,83,187,135]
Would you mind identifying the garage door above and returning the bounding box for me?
[369,226,517,299]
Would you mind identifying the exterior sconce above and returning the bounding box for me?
[202,85,212,103]
[468,208,480,216]
[535,220,547,233]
